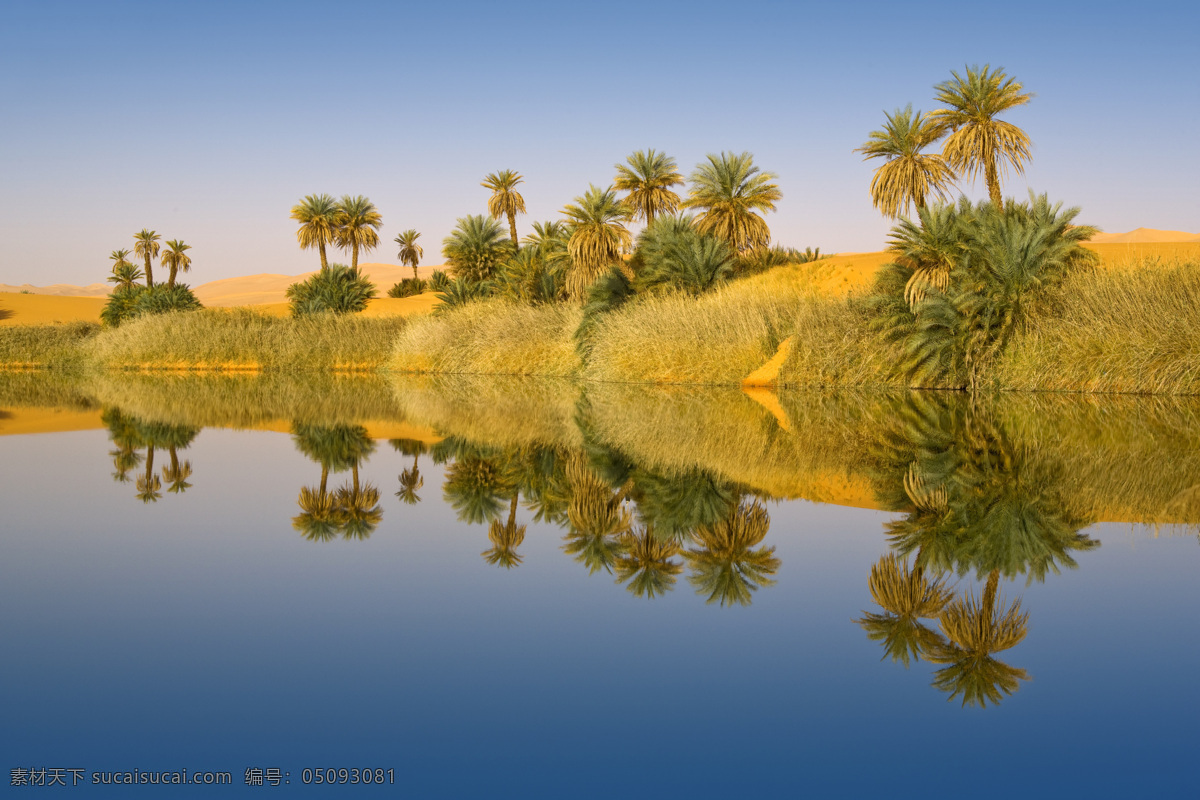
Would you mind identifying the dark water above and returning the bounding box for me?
[2,375,1197,797]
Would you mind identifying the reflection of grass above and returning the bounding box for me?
[390,300,581,376]
[90,309,404,371]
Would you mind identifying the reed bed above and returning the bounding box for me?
[389,300,581,377]
[0,321,99,369]
[90,309,405,372]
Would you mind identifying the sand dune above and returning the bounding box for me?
[1088,228,1200,244]
[194,262,444,306]
[0,293,107,326]
[0,282,110,297]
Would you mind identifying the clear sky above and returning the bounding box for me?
[1,0,1196,286]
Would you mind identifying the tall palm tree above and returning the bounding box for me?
[335,195,383,271]
[290,193,340,271]
[855,105,957,218]
[928,570,1030,707]
[684,499,780,606]
[854,552,953,666]
[482,170,527,247]
[931,65,1033,211]
[614,149,684,227]
[561,185,632,298]
[682,152,781,254]
[160,239,192,288]
[441,215,514,283]
[132,229,161,288]
[483,495,527,568]
[394,229,423,281]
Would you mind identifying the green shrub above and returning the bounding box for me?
[101,283,202,327]
[388,278,427,298]
[429,270,451,291]
[434,277,494,315]
[287,264,377,317]
[496,248,567,305]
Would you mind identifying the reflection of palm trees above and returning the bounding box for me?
[685,499,780,606]
[563,457,631,574]
[483,496,527,569]
[291,423,377,542]
[443,452,509,524]
[391,438,427,505]
[855,553,952,666]
[336,461,383,540]
[136,445,162,503]
[162,445,193,494]
[293,486,344,542]
[615,527,682,598]
[929,570,1030,708]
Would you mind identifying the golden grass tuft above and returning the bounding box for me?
[90,309,405,372]
[389,299,581,376]
[0,321,100,369]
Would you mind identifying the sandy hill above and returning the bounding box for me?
[0,282,110,297]
[195,263,445,306]
[0,293,107,326]
[1089,228,1200,244]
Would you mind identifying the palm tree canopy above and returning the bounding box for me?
[682,152,781,253]
[133,229,160,286]
[685,499,780,606]
[481,170,527,244]
[394,229,423,267]
[107,261,144,288]
[614,149,683,225]
[290,194,341,264]
[160,239,192,286]
[930,65,1033,209]
[109,249,133,269]
[562,185,632,297]
[335,195,383,266]
[441,214,514,283]
[856,105,957,217]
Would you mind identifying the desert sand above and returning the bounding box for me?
[1088,227,1200,244]
[0,293,108,326]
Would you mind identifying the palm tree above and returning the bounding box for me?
[854,552,953,666]
[682,152,781,254]
[336,461,383,540]
[483,495,527,568]
[162,444,193,494]
[931,65,1033,211]
[335,195,383,271]
[441,215,514,283]
[291,423,375,541]
[291,193,340,271]
[855,105,957,218]
[561,185,632,298]
[444,453,509,524]
[132,229,161,288]
[684,499,780,606]
[394,229,423,281]
[293,486,344,542]
[481,170,527,246]
[562,457,632,574]
[136,444,162,503]
[160,239,192,288]
[393,440,426,505]
[928,569,1031,707]
[614,149,684,227]
[615,527,682,598]
[107,250,144,290]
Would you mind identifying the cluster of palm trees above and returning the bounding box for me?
[289,194,384,271]
[291,424,383,541]
[107,229,193,289]
[856,64,1033,217]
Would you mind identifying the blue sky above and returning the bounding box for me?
[1,0,1197,286]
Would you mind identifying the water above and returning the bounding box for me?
[2,374,1197,797]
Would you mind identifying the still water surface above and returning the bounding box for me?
[2,375,1197,797]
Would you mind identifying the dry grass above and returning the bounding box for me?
[997,259,1200,394]
[90,309,405,372]
[389,299,581,377]
[0,321,99,369]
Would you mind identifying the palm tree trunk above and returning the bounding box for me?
[508,213,519,250]
[319,465,328,495]
[144,255,154,288]
[168,265,178,289]
[351,242,359,272]
[982,569,1000,616]
[986,158,1003,211]
[411,261,419,282]
[319,242,328,272]
[169,446,179,475]
[144,445,155,485]
[508,495,518,528]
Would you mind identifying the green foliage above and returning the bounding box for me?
[287,264,378,317]
[101,283,202,327]
[434,276,494,315]
[681,151,781,253]
[633,216,734,296]
[575,267,635,359]
[101,285,145,327]
[387,278,427,298]
[869,194,1097,389]
[442,215,514,284]
[0,320,99,368]
[428,270,451,291]
[855,105,956,218]
[496,247,567,305]
[735,245,826,276]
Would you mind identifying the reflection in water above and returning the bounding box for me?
[102,408,198,504]
[484,496,526,568]
[291,424,380,541]
[614,528,682,599]
[392,438,426,505]
[685,499,780,606]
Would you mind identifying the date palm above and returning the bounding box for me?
[482,170,526,247]
[483,495,527,569]
[562,457,631,574]
[133,229,161,287]
[160,239,192,288]
[393,441,425,505]
[855,105,957,218]
[107,251,144,290]
[394,229,423,281]
[291,193,340,271]
[615,526,682,599]
[854,552,953,666]
[682,152,781,253]
[442,215,514,284]
[931,65,1033,211]
[562,185,632,298]
[336,461,383,541]
[335,195,383,271]
[614,149,683,227]
[684,499,780,606]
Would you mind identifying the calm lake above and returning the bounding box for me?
[2,374,1197,797]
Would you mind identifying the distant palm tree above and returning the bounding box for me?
[441,215,514,283]
[291,193,340,271]
[107,253,144,290]
[482,170,527,247]
[615,527,682,598]
[855,105,957,218]
[394,229,423,281]
[160,239,192,288]
[562,185,632,298]
[931,65,1033,211]
[483,495,527,568]
[854,552,953,666]
[614,149,683,227]
[335,195,383,271]
[684,499,780,606]
[682,152,781,254]
[133,229,161,288]
[928,569,1030,707]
